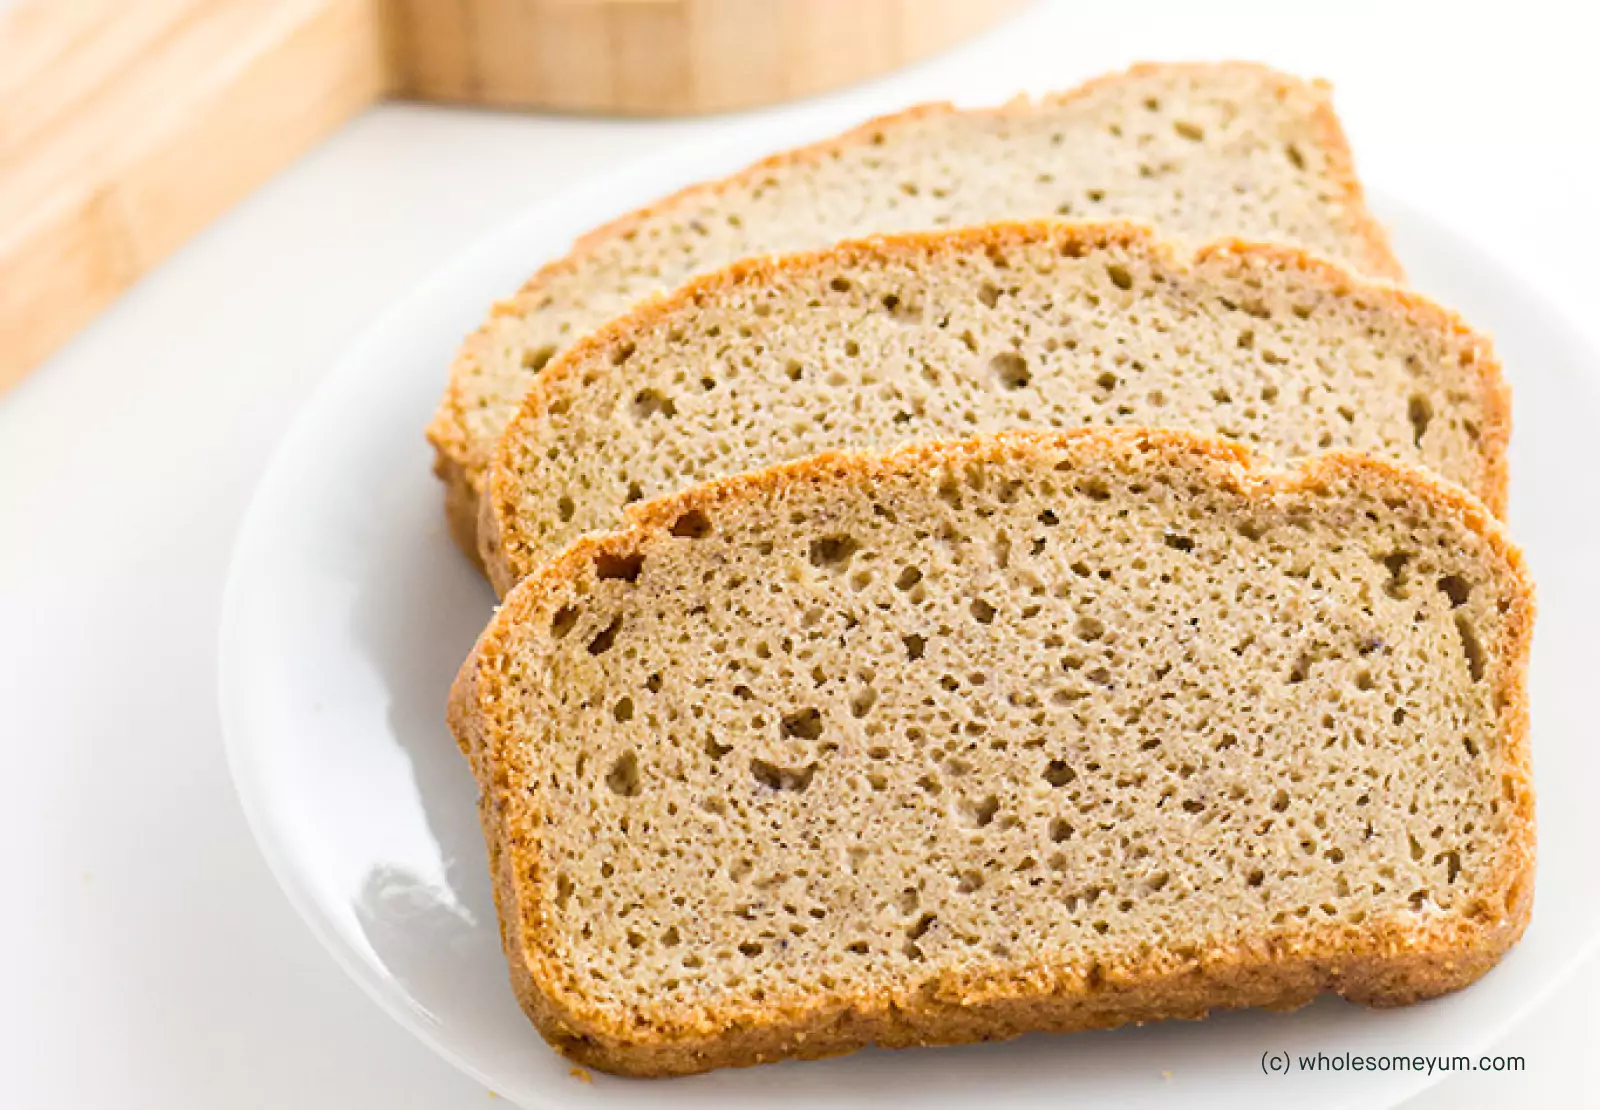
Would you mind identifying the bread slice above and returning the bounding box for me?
[431,61,1402,561]
[479,222,1505,596]
[451,428,1535,1078]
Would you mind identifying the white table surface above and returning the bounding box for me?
[3,1,1597,1105]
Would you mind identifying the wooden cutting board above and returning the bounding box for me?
[0,0,1024,391]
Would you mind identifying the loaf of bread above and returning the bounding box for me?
[451,428,1535,1077]
[431,62,1402,561]
[479,222,1505,595]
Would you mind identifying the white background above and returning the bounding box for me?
[3,1,1597,1105]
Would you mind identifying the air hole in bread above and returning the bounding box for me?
[751,758,817,792]
[1408,394,1433,446]
[1437,575,1471,607]
[1456,614,1486,682]
[1075,616,1105,642]
[961,795,1000,828]
[588,617,623,655]
[1438,850,1463,885]
[550,605,580,639]
[1106,264,1134,290]
[606,751,641,796]
[595,551,644,582]
[1173,120,1204,141]
[990,352,1031,390]
[670,509,711,539]
[1043,759,1077,788]
[1380,550,1413,599]
[879,292,921,323]
[781,708,824,741]
[907,912,936,941]
[850,686,878,718]
[631,388,677,420]
[809,535,860,570]
[521,345,556,372]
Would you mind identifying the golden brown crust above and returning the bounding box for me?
[453,427,1536,1078]
[429,61,1404,549]
[479,220,1509,593]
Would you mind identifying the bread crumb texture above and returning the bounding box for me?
[454,429,1535,1077]
[433,62,1399,555]
[483,222,1504,593]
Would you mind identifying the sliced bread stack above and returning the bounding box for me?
[430,62,1403,561]
[439,62,1534,1077]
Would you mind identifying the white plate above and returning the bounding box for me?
[220,126,1600,1108]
